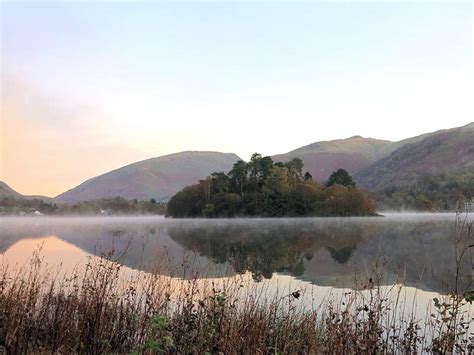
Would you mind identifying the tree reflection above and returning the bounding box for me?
[166,219,473,294]
[2,217,472,294]
[326,246,357,264]
[167,222,365,281]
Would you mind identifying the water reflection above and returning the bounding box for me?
[166,217,473,293]
[0,214,472,294]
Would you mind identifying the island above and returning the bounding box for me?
[167,153,377,218]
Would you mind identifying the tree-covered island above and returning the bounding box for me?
[167,153,377,217]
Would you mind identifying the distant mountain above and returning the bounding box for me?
[10,123,472,205]
[0,181,51,201]
[355,123,474,191]
[272,125,465,183]
[273,136,394,181]
[55,151,241,203]
[0,181,23,199]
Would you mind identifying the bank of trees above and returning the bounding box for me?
[0,197,166,216]
[167,153,376,218]
[0,198,58,215]
[376,170,474,211]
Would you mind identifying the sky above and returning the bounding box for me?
[1,1,473,197]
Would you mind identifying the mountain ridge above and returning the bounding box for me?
[0,181,52,201]
[355,122,474,190]
[54,151,241,203]
[272,135,394,181]
[3,122,472,204]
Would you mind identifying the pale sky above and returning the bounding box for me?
[1,1,473,197]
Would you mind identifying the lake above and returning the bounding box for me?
[1,213,473,322]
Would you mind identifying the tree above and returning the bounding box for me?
[285,158,304,180]
[259,156,274,182]
[248,153,263,191]
[166,154,375,218]
[326,168,356,187]
[211,172,231,194]
[229,160,248,197]
[166,184,205,217]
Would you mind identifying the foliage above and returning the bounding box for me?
[0,196,167,216]
[167,153,376,218]
[326,168,356,187]
[375,170,474,211]
[0,198,58,215]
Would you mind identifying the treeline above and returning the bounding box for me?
[0,197,166,216]
[0,198,58,215]
[376,170,474,211]
[167,153,376,218]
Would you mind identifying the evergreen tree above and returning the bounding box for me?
[326,168,356,187]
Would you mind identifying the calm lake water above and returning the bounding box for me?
[1,213,473,320]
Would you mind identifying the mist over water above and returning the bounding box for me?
[1,213,473,294]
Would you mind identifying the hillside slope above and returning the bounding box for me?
[0,181,51,201]
[273,136,393,181]
[0,181,23,199]
[273,124,465,183]
[355,123,474,191]
[55,151,241,203]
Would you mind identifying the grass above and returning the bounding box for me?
[0,215,473,353]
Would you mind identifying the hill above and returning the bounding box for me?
[0,181,51,201]
[272,136,393,181]
[0,181,23,199]
[355,123,474,191]
[6,123,472,208]
[54,151,241,203]
[272,124,464,183]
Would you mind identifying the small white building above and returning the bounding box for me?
[464,200,474,212]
